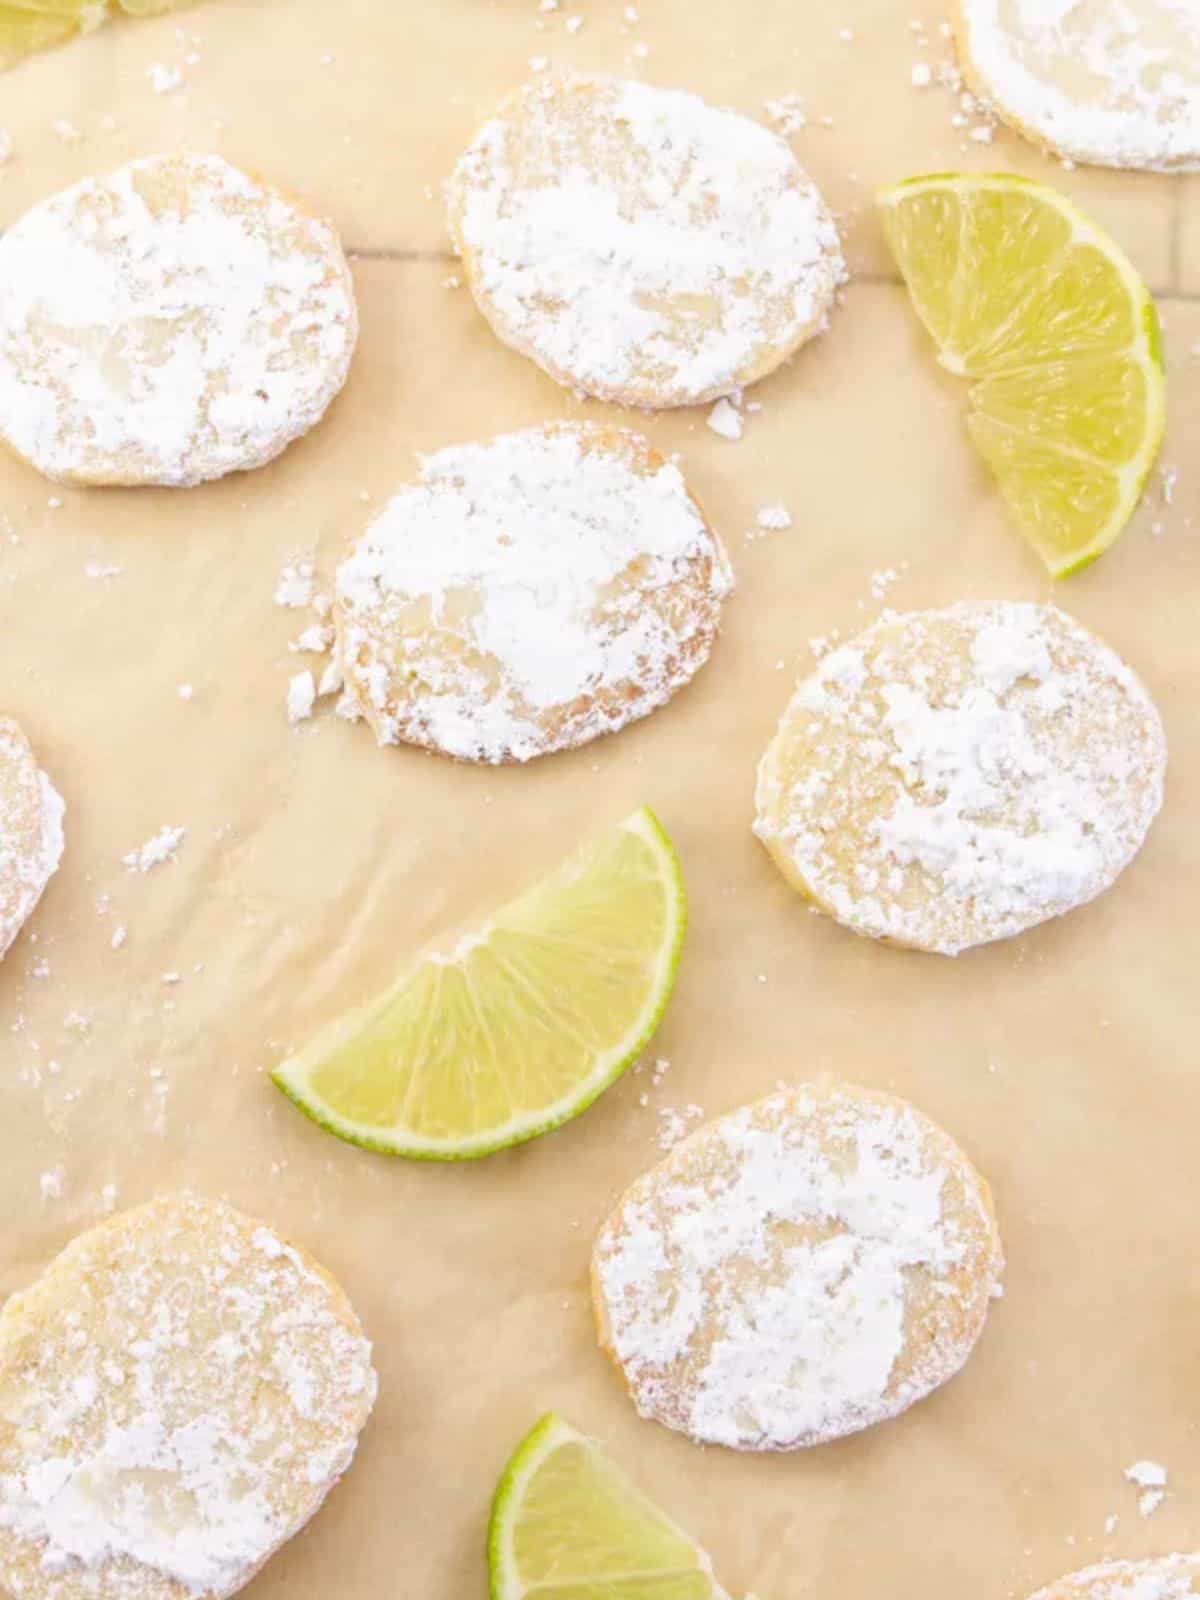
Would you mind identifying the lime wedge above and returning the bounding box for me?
[0,4,82,66]
[879,172,1165,577]
[489,1414,731,1600]
[272,806,685,1160]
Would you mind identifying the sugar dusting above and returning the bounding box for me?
[336,423,733,764]
[0,1194,376,1598]
[0,720,65,962]
[0,155,357,486]
[958,0,1200,169]
[755,603,1167,956]
[593,1085,1002,1450]
[449,74,845,406]
[1030,1557,1200,1600]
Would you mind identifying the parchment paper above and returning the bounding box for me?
[1,3,1199,1598]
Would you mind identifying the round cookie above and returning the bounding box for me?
[0,718,64,962]
[754,602,1166,956]
[1029,1559,1200,1600]
[954,0,1200,171]
[334,421,733,764]
[0,154,357,487]
[591,1082,1003,1451]
[0,1192,377,1600]
[446,74,845,408]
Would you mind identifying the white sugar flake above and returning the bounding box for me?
[122,825,186,873]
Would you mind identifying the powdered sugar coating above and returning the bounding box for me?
[592,1083,1002,1451]
[0,1193,376,1600]
[755,602,1166,956]
[0,154,357,487]
[0,719,64,962]
[335,422,733,764]
[1030,1557,1200,1600]
[447,74,845,408]
[956,0,1200,170]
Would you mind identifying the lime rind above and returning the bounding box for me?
[271,806,686,1161]
[878,172,1166,577]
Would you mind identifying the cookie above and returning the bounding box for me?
[0,154,357,487]
[754,602,1166,956]
[446,74,844,408]
[335,421,733,764]
[0,1192,377,1600]
[1029,1559,1200,1600]
[954,0,1200,170]
[591,1082,1003,1451]
[0,718,64,962]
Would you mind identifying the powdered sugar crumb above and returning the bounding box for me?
[752,503,792,538]
[707,397,744,440]
[286,672,316,725]
[148,63,183,95]
[123,826,186,873]
[289,624,333,655]
[1125,1460,1169,1517]
[764,93,808,135]
[274,561,316,609]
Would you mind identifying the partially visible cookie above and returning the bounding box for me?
[1030,1558,1200,1600]
[335,421,733,764]
[592,1082,1003,1451]
[0,154,357,486]
[0,1192,377,1600]
[754,602,1166,956]
[0,718,64,962]
[447,74,845,408]
[954,0,1200,170]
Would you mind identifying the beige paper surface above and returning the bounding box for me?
[1,3,1199,1597]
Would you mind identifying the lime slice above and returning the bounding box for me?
[0,4,81,66]
[879,173,1165,577]
[489,1414,731,1600]
[272,806,685,1160]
